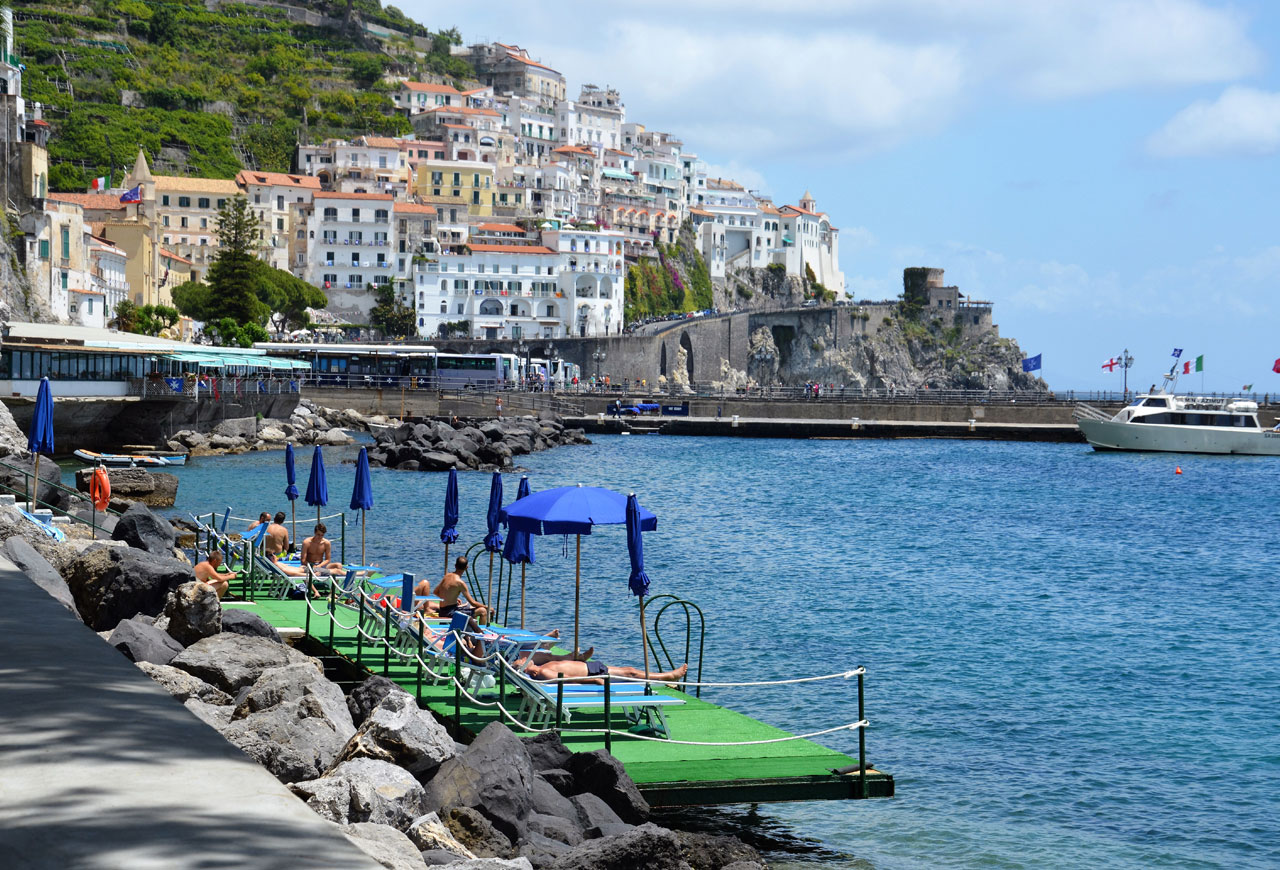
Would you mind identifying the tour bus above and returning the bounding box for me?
[256,342,438,388]
[433,352,522,390]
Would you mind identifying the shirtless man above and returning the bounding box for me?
[301,523,342,572]
[194,551,237,600]
[265,511,289,557]
[247,512,270,532]
[422,556,488,623]
[524,658,687,685]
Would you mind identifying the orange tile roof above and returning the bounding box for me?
[69,288,105,296]
[393,202,437,214]
[48,193,125,210]
[504,52,559,74]
[464,243,555,254]
[759,203,781,214]
[689,207,713,217]
[401,81,461,94]
[475,223,526,233]
[706,177,744,190]
[429,105,501,117]
[782,203,819,217]
[358,136,401,149]
[442,123,474,129]
[160,249,192,265]
[462,87,490,95]
[235,170,321,189]
[313,191,394,201]
[153,175,240,194]
[552,146,596,157]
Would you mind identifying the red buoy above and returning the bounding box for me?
[1175,466,1183,475]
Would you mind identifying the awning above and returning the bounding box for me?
[601,168,634,180]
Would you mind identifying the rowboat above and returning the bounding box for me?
[73,449,170,468]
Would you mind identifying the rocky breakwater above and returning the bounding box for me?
[166,400,359,456]
[4,493,766,870]
[368,415,590,473]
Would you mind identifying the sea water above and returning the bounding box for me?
[154,435,1279,869]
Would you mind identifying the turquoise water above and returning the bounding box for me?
[150,436,1278,869]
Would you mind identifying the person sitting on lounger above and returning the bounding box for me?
[416,556,487,623]
[301,523,342,572]
[523,658,687,685]
[247,512,270,532]
[265,512,289,556]
[194,551,237,600]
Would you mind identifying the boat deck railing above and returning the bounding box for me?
[1072,402,1113,422]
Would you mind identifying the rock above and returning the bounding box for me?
[517,832,573,869]
[175,430,208,449]
[208,434,243,450]
[477,441,513,468]
[349,674,407,727]
[564,750,649,823]
[404,812,477,860]
[221,608,283,643]
[418,451,461,471]
[546,823,683,870]
[524,813,581,848]
[567,793,624,838]
[320,427,351,445]
[74,468,179,507]
[422,850,462,866]
[458,426,487,448]
[537,769,575,797]
[135,661,233,705]
[443,807,515,860]
[342,822,429,870]
[70,507,117,535]
[0,453,60,505]
[332,691,456,781]
[212,417,258,439]
[291,758,429,828]
[161,581,222,646]
[396,460,421,472]
[231,661,348,728]
[424,722,535,841]
[525,733,573,773]
[435,860,533,870]
[169,632,314,693]
[675,832,764,870]
[63,544,193,632]
[258,425,287,442]
[5,535,79,619]
[0,399,30,459]
[531,775,580,826]
[225,687,357,783]
[184,697,234,731]
[110,502,178,555]
[108,615,185,664]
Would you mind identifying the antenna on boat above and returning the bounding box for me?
[1161,362,1180,395]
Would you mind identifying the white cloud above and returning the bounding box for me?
[1147,86,1280,157]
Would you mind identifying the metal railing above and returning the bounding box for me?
[0,457,124,538]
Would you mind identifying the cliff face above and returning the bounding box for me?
[717,264,808,313]
[744,311,1044,391]
[0,213,58,324]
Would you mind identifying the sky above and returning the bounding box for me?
[402,0,1280,392]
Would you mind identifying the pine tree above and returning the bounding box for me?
[205,195,270,326]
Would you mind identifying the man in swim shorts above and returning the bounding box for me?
[194,551,236,600]
[301,523,342,572]
[523,659,688,685]
[265,511,289,556]
[423,555,488,623]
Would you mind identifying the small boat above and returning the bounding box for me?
[73,449,170,467]
[366,420,401,435]
[1074,393,1280,455]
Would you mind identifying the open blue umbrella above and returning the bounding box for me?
[441,468,459,575]
[503,476,535,628]
[305,444,328,526]
[26,377,54,509]
[284,443,299,544]
[626,493,653,678]
[503,484,658,654]
[483,471,504,611]
[350,446,373,564]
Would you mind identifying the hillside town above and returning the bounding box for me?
[1,19,845,342]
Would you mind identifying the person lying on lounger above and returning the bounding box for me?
[523,658,688,685]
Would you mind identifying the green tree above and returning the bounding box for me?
[369,284,416,338]
[205,195,271,325]
[257,265,328,332]
[136,304,179,336]
[111,298,140,333]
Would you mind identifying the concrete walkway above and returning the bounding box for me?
[0,555,381,870]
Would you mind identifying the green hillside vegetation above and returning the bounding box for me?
[624,220,715,321]
[13,0,472,189]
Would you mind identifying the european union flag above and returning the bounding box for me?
[1021,354,1042,373]
[1172,348,1183,359]
[119,185,142,204]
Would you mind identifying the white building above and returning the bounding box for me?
[777,192,844,293]
[556,84,625,151]
[297,136,409,190]
[72,236,128,328]
[392,80,461,116]
[303,192,398,321]
[236,170,321,271]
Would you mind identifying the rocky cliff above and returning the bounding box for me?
[1,212,58,324]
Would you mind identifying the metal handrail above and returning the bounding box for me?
[0,457,124,537]
[643,593,706,698]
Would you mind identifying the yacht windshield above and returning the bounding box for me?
[1143,398,1168,408]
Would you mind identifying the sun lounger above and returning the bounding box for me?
[505,664,685,733]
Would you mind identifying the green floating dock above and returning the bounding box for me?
[226,598,894,807]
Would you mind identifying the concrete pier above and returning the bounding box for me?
[569,414,1085,442]
[0,556,381,870]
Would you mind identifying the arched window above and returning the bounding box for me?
[441,280,449,292]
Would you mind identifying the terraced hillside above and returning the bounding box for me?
[11,0,472,188]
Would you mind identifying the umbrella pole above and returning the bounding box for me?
[520,562,526,629]
[361,509,366,565]
[31,454,40,510]
[574,533,581,656]
[487,551,495,622]
[443,542,450,576]
[640,594,649,681]
[291,502,296,553]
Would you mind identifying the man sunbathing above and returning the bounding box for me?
[301,523,343,572]
[265,511,289,556]
[416,556,488,624]
[194,551,236,600]
[247,512,270,532]
[524,658,688,685]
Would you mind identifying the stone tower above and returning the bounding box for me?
[799,189,817,212]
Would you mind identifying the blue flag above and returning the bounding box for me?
[1022,354,1042,373]
[119,185,141,203]
[1172,348,1183,359]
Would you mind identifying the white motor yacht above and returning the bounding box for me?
[1074,391,1280,455]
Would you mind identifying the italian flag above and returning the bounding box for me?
[90,175,110,191]
[1183,355,1204,375]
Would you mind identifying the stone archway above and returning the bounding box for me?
[659,342,667,376]
[679,330,694,382]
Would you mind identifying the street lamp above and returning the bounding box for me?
[515,339,528,389]
[1119,348,1134,400]
[592,348,606,386]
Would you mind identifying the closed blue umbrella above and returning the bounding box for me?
[441,468,459,575]
[350,446,373,564]
[626,493,653,678]
[483,471,503,613]
[285,443,299,543]
[305,444,328,525]
[503,476,535,628]
[503,484,659,655]
[26,378,54,509]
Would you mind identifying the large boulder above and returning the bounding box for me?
[342,823,429,870]
[0,399,30,459]
[161,581,222,646]
[5,536,79,619]
[212,417,258,439]
[258,425,287,442]
[567,794,624,839]
[0,452,60,505]
[74,467,179,507]
[169,632,315,693]
[110,502,178,556]
[418,451,462,472]
[517,832,574,869]
[230,661,349,730]
[348,674,406,727]
[223,689,357,782]
[564,750,649,823]
[524,813,581,848]
[319,427,351,445]
[63,543,193,631]
[221,608,283,644]
[332,691,456,782]
[443,807,515,860]
[530,776,580,829]
[404,812,476,861]
[108,615,184,665]
[423,722,535,841]
[291,758,429,828]
[546,823,684,870]
[432,861,533,870]
[525,733,573,773]
[135,661,233,705]
[675,831,765,870]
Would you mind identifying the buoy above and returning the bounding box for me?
[1175,466,1182,475]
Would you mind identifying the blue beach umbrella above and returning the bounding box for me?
[626,492,653,678]
[503,484,658,654]
[441,468,459,575]
[305,444,328,525]
[284,443,299,543]
[503,476,535,628]
[483,471,504,611]
[350,446,373,564]
[26,377,54,508]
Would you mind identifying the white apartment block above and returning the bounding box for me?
[556,84,625,151]
[82,236,128,328]
[303,192,399,322]
[297,136,409,190]
[237,170,321,271]
[392,80,461,116]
